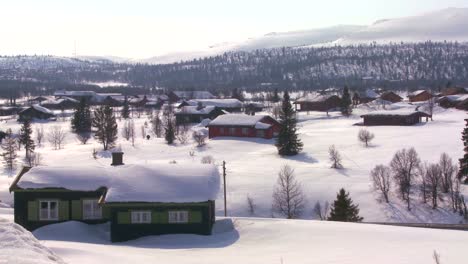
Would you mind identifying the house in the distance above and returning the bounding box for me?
[441,87,468,96]
[178,99,243,112]
[175,105,226,124]
[293,94,341,112]
[359,89,379,104]
[9,153,220,242]
[207,114,281,139]
[408,90,432,102]
[360,110,431,126]
[379,91,403,103]
[40,97,79,110]
[168,91,215,102]
[18,105,55,122]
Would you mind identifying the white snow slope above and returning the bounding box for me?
[24,218,468,264]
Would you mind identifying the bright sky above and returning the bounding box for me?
[1,0,467,59]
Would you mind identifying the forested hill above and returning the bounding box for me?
[1,42,468,96]
[128,42,468,92]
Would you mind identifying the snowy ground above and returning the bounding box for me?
[0,102,466,224]
[1,217,466,264]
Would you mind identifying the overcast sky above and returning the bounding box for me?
[1,0,467,58]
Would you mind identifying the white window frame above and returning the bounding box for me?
[241,127,249,135]
[168,210,189,223]
[82,199,102,220]
[39,200,59,221]
[131,210,151,224]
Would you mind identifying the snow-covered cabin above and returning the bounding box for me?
[168,91,215,102]
[379,91,403,103]
[9,153,220,242]
[175,105,226,124]
[441,87,468,96]
[408,90,432,102]
[359,89,379,104]
[293,94,341,112]
[40,97,79,110]
[178,99,243,112]
[438,94,468,110]
[18,105,55,122]
[360,110,431,126]
[207,114,280,139]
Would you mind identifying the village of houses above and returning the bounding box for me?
[1,86,468,263]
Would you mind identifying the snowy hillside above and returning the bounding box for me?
[24,218,468,264]
[334,8,468,45]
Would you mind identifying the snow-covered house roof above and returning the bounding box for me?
[360,110,431,117]
[19,105,54,115]
[41,97,79,105]
[408,90,429,97]
[176,105,217,115]
[186,99,243,108]
[11,163,220,203]
[363,89,379,99]
[295,94,338,103]
[172,91,215,100]
[208,114,275,129]
[440,94,468,102]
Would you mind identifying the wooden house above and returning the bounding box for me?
[379,91,403,103]
[178,99,243,113]
[18,105,55,122]
[207,114,281,139]
[40,97,79,110]
[168,91,215,102]
[9,153,220,242]
[175,106,226,124]
[0,106,23,116]
[438,95,468,109]
[408,90,432,102]
[360,111,431,126]
[293,94,342,112]
[441,87,468,96]
[359,89,379,104]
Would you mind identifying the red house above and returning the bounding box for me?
[207,114,281,139]
[408,90,432,102]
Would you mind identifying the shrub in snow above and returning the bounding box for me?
[272,165,305,219]
[201,155,215,164]
[358,129,375,147]
[193,131,207,147]
[246,195,256,215]
[177,129,189,144]
[47,126,67,150]
[313,201,330,220]
[35,125,44,146]
[328,145,343,169]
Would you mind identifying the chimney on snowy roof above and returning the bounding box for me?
[111,152,124,166]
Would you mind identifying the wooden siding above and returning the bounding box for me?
[294,96,342,112]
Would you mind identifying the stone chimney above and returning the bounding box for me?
[111,152,124,166]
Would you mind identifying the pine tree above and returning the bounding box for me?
[458,118,468,182]
[341,86,352,116]
[122,96,130,119]
[92,105,118,150]
[272,89,280,103]
[1,129,17,172]
[19,119,35,158]
[275,91,303,156]
[164,103,176,144]
[71,98,92,133]
[328,188,363,222]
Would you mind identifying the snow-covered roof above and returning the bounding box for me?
[20,105,55,115]
[208,114,270,127]
[187,99,243,108]
[176,105,216,115]
[361,110,430,117]
[255,122,272,130]
[14,163,220,203]
[295,94,338,103]
[408,90,428,97]
[363,89,379,98]
[173,91,215,99]
[41,97,78,105]
[441,94,468,102]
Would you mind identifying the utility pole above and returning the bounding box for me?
[223,160,227,217]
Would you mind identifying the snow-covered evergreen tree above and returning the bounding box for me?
[19,119,35,159]
[328,188,363,222]
[341,86,352,116]
[276,91,303,156]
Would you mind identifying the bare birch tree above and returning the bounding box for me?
[272,165,305,219]
[47,126,67,150]
[390,147,421,210]
[313,201,330,220]
[424,163,443,209]
[358,129,375,147]
[329,145,343,169]
[370,164,391,203]
[439,153,456,193]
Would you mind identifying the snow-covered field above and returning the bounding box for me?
[0,101,467,263]
[0,102,466,223]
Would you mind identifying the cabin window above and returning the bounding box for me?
[39,200,58,221]
[229,128,236,136]
[242,128,249,135]
[256,130,265,138]
[131,211,151,224]
[82,199,102,220]
[168,210,189,223]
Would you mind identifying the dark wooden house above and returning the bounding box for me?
[40,97,79,110]
[379,91,403,103]
[0,106,23,116]
[9,153,220,242]
[408,90,433,102]
[18,105,55,122]
[359,89,379,104]
[441,87,468,96]
[294,94,341,112]
[360,111,431,126]
[175,106,226,124]
[207,114,281,139]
